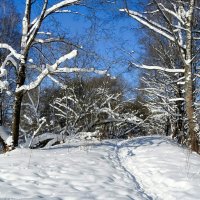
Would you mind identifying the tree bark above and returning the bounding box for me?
[11,0,31,147]
[184,69,199,152]
[172,83,185,143]
[12,92,24,147]
[184,0,199,152]
[11,63,26,147]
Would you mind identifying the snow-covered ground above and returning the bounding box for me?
[119,136,200,200]
[0,136,200,199]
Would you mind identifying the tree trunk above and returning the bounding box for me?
[11,0,31,147]
[172,83,185,143]
[185,67,199,152]
[184,70,199,152]
[12,92,24,147]
[11,63,26,147]
[184,0,199,153]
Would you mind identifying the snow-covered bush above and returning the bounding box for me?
[48,76,145,140]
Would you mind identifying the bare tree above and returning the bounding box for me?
[121,0,200,152]
[0,0,107,149]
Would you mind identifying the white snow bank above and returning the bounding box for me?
[0,139,146,199]
[118,136,200,200]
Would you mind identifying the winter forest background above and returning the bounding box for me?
[0,0,200,154]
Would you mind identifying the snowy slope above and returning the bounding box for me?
[119,136,200,200]
[0,140,148,200]
[0,136,200,199]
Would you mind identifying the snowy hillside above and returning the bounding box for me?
[0,136,200,199]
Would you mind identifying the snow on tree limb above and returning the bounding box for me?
[33,38,65,44]
[21,0,31,52]
[44,0,80,17]
[119,9,177,45]
[28,117,46,148]
[131,62,185,73]
[15,48,107,93]
[55,67,107,75]
[30,0,79,27]
[168,98,185,102]
[28,1,79,50]
[0,53,18,78]
[0,43,21,60]
[16,50,78,92]
[26,0,48,49]
[157,3,185,25]
[47,74,66,89]
[38,31,52,35]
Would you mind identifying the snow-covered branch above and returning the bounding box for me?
[26,0,48,48]
[16,50,78,92]
[30,0,79,28]
[44,0,80,17]
[0,43,21,60]
[33,38,65,44]
[168,98,184,102]
[28,117,46,148]
[120,9,176,45]
[55,67,107,75]
[131,62,185,73]
[157,3,185,25]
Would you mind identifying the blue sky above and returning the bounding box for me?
[13,0,143,88]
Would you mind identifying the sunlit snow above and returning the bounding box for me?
[0,136,200,199]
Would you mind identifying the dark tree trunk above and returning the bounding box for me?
[12,92,24,147]
[11,63,26,147]
[11,0,31,147]
[172,83,185,144]
[184,0,199,153]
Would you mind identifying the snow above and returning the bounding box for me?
[131,62,185,73]
[119,136,200,200]
[55,67,107,75]
[169,98,185,102]
[0,80,9,90]
[0,126,12,146]
[38,32,51,35]
[16,50,78,92]
[119,9,177,45]
[0,43,22,60]
[78,131,101,140]
[0,140,146,199]
[0,136,200,199]
[185,59,192,65]
[28,58,33,63]
[0,68,7,77]
[157,3,185,25]
[44,0,79,18]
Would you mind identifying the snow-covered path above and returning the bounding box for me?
[118,136,200,200]
[0,140,148,200]
[1,137,200,200]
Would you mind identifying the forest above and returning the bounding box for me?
[0,1,200,199]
